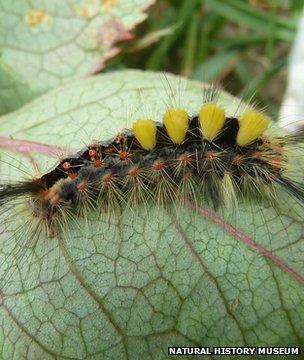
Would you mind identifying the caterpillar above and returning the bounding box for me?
[0,75,304,357]
[0,101,303,238]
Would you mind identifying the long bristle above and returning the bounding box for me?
[0,100,302,237]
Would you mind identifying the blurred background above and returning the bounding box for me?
[108,0,304,119]
[1,0,303,121]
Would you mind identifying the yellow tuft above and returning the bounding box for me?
[198,103,226,141]
[163,107,189,144]
[236,110,269,147]
[132,118,157,150]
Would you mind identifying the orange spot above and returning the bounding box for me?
[74,4,95,18]
[119,151,129,160]
[232,155,242,166]
[205,151,218,160]
[94,159,103,167]
[179,154,191,166]
[101,0,118,12]
[153,161,165,170]
[273,143,283,154]
[26,10,45,27]
[50,194,61,206]
[41,185,58,200]
[128,166,139,177]
[80,8,89,17]
[89,148,96,157]
[62,161,71,171]
[76,181,88,191]
[39,189,50,199]
[270,155,282,170]
[102,173,113,183]
[252,151,262,160]
[68,172,78,180]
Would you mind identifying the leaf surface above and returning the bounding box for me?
[0,0,154,115]
[0,70,303,359]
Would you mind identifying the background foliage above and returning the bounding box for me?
[1,0,303,117]
[0,0,155,114]
[109,0,304,117]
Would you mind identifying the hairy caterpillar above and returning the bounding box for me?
[0,100,303,234]
[0,72,304,358]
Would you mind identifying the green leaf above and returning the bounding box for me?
[204,0,296,42]
[0,0,154,115]
[0,70,303,359]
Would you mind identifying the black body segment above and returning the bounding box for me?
[1,110,304,223]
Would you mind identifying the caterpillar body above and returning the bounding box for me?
[0,102,303,235]
[1,76,304,358]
